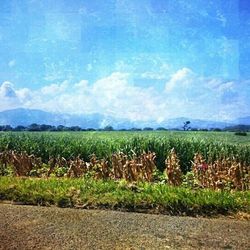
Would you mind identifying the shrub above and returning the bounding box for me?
[235,131,247,136]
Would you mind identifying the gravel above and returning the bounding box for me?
[0,204,249,250]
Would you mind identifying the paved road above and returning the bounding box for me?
[0,204,249,250]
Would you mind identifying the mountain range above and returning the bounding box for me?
[0,108,249,129]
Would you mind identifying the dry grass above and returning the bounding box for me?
[0,149,249,190]
[165,149,183,186]
[191,153,249,190]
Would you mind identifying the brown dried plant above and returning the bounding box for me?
[191,153,209,188]
[9,151,42,176]
[165,149,183,186]
[0,151,11,168]
[48,156,69,177]
[140,152,157,181]
[110,151,156,182]
[111,152,127,179]
[91,156,110,180]
[0,149,248,191]
[192,153,249,190]
[67,156,88,178]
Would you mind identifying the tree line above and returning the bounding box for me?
[0,123,249,132]
[0,124,156,132]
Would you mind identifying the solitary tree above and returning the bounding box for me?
[183,121,191,131]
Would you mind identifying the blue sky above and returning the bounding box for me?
[0,0,249,121]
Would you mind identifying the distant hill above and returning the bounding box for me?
[0,108,248,129]
[156,117,234,130]
[233,116,250,125]
[0,108,104,128]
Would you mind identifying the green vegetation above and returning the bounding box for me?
[0,177,249,216]
[235,131,248,136]
[0,131,249,216]
[0,131,249,172]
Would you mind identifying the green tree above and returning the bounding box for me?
[183,121,191,131]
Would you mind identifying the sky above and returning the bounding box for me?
[0,0,250,122]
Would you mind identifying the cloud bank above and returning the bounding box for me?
[0,69,249,121]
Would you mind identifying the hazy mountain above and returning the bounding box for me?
[0,108,247,129]
[233,116,250,125]
[0,108,104,128]
[158,117,234,129]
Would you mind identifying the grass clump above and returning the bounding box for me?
[0,176,249,216]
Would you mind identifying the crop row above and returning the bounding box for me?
[0,132,249,172]
[0,149,249,190]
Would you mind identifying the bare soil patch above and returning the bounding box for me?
[0,204,249,250]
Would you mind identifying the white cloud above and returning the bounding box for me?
[16,88,32,102]
[0,81,17,98]
[163,68,250,120]
[165,67,194,92]
[41,81,69,95]
[74,80,88,89]
[0,69,249,121]
[0,81,21,111]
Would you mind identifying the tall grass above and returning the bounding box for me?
[0,131,249,172]
[0,177,249,215]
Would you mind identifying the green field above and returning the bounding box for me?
[0,131,249,172]
[0,131,249,216]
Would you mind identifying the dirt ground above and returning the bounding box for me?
[0,203,249,250]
